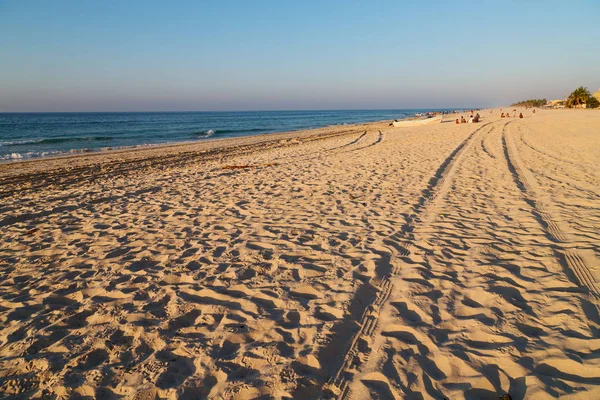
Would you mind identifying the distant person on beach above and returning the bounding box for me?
[501,113,505,118]
[519,113,523,118]
[456,118,460,124]
[468,115,474,123]
[474,113,480,122]
[461,116,467,123]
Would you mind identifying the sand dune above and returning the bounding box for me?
[1,110,599,399]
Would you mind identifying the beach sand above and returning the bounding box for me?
[1,109,599,399]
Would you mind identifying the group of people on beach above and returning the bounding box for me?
[501,112,524,118]
[456,112,480,124]
[453,108,529,125]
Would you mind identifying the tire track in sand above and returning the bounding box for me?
[503,121,600,299]
[347,130,383,153]
[320,121,497,399]
[273,130,372,165]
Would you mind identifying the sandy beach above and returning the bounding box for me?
[1,109,599,399]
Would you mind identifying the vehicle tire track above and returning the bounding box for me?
[347,130,383,153]
[410,121,496,224]
[333,130,368,151]
[320,121,497,399]
[518,127,600,185]
[480,130,496,159]
[273,130,368,165]
[503,122,600,299]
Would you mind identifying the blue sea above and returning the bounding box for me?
[0,109,457,161]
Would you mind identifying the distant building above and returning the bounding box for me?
[547,99,566,109]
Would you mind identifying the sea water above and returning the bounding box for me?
[0,109,457,161]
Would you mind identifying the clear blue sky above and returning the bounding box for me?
[1,0,599,112]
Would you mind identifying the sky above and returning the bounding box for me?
[1,0,599,112]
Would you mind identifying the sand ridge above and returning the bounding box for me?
[0,110,599,399]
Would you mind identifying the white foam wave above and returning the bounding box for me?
[0,139,43,147]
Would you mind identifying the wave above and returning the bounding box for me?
[0,139,38,146]
[191,127,274,137]
[0,136,114,147]
[0,141,163,162]
[192,129,215,137]
[1,147,93,161]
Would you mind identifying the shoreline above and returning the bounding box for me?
[0,119,391,180]
[0,121,376,166]
[0,109,466,166]
[0,117,403,177]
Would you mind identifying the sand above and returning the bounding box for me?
[0,109,599,399]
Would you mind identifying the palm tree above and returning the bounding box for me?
[590,89,600,109]
[566,86,591,108]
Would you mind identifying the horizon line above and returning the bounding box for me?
[0,106,484,114]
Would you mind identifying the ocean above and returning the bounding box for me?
[0,109,456,161]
